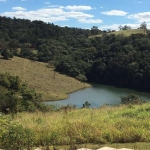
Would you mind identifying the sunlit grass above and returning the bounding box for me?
[89,29,147,38]
[13,103,150,147]
[0,56,90,101]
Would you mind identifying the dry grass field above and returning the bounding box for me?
[89,29,146,38]
[0,56,90,101]
[108,29,146,36]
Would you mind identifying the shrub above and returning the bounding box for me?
[0,115,34,149]
[0,73,45,113]
[121,94,145,104]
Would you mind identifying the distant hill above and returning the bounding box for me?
[89,29,146,38]
[1,16,150,93]
[0,56,90,101]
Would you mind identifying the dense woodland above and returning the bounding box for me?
[1,16,150,92]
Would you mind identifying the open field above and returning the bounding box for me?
[0,56,90,101]
[11,103,150,149]
[89,29,146,38]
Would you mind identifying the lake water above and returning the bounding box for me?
[45,84,150,108]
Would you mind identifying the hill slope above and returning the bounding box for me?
[89,29,146,38]
[0,56,90,101]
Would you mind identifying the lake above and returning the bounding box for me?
[45,84,150,108]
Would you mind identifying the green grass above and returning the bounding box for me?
[89,29,147,38]
[0,56,90,101]
[10,103,150,148]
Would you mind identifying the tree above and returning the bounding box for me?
[140,21,147,33]
[118,25,123,30]
[82,101,91,108]
[0,91,17,113]
[91,26,99,35]
[122,25,131,30]
[0,73,43,113]
[121,94,145,104]
[1,49,13,59]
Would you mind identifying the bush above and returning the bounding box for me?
[0,115,34,149]
[0,73,45,113]
[121,94,145,104]
[1,49,13,59]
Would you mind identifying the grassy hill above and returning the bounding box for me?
[0,56,90,101]
[89,29,146,38]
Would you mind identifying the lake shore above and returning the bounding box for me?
[45,84,150,108]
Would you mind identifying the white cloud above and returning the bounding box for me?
[128,12,150,23]
[101,10,128,16]
[78,19,103,24]
[66,11,93,19]
[99,23,150,31]
[1,6,94,23]
[12,7,26,11]
[65,5,92,11]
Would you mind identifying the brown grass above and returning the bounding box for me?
[0,56,90,101]
[89,29,147,38]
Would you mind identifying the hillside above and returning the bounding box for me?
[1,16,150,92]
[89,29,146,38]
[0,56,90,101]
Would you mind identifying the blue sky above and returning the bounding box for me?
[0,0,150,30]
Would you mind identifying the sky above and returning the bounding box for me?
[0,0,150,30]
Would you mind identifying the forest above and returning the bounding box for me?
[0,16,150,91]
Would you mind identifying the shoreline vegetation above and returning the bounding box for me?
[0,56,91,101]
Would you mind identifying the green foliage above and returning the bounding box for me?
[0,73,21,91]
[0,73,44,113]
[1,49,13,59]
[82,101,91,108]
[76,74,87,82]
[121,94,145,104]
[0,115,33,149]
[0,92,18,113]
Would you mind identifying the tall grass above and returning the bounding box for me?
[13,103,150,147]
